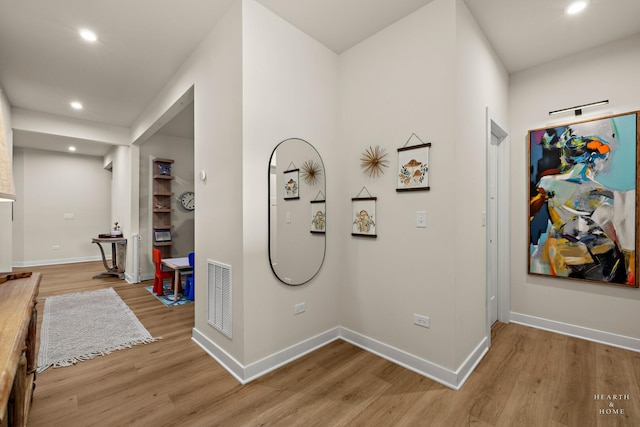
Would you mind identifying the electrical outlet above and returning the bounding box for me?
[294,302,306,315]
[413,314,430,328]
[52,245,61,251]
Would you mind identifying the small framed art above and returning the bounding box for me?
[397,143,431,192]
[352,197,376,237]
[283,168,300,200]
[310,200,326,233]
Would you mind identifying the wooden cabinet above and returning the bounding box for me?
[0,273,41,427]
[152,158,174,258]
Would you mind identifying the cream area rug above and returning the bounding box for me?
[37,287,158,373]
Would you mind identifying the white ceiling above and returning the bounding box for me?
[1,0,639,156]
[0,0,235,128]
[255,0,436,54]
[13,130,116,157]
[464,0,640,73]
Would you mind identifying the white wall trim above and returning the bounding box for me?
[191,326,340,385]
[339,327,456,388]
[192,327,246,384]
[243,328,341,383]
[485,107,511,329]
[139,272,154,282]
[455,336,490,389]
[340,327,488,390]
[192,325,489,389]
[511,312,640,353]
[13,255,101,267]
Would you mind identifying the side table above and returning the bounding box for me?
[92,237,127,279]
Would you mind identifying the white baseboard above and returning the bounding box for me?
[339,327,456,388]
[455,335,490,389]
[13,255,102,268]
[339,327,488,390]
[139,272,154,282]
[192,327,340,384]
[510,312,640,353]
[243,328,341,383]
[192,325,488,390]
[192,328,246,383]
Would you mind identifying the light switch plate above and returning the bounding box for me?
[294,302,306,315]
[416,211,427,228]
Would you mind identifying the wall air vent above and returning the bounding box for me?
[207,259,232,338]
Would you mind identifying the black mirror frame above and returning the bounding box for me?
[267,138,326,286]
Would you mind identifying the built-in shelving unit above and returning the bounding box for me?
[152,158,174,257]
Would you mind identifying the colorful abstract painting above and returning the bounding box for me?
[528,112,638,287]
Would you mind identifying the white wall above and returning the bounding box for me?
[139,132,194,278]
[340,0,456,370]
[242,0,341,365]
[133,0,509,385]
[0,87,13,272]
[107,143,140,280]
[454,0,509,366]
[509,33,640,343]
[12,147,111,265]
[133,0,341,371]
[132,0,246,362]
[338,0,508,375]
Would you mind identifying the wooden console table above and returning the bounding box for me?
[0,272,41,426]
[92,237,127,279]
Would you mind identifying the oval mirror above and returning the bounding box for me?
[268,138,326,285]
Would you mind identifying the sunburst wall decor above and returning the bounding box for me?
[300,159,322,185]
[361,145,389,178]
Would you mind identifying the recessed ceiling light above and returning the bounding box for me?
[70,101,83,110]
[566,1,588,15]
[79,28,98,42]
[68,146,77,152]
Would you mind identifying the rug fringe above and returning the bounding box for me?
[37,337,160,373]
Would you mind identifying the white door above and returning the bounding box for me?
[487,134,499,326]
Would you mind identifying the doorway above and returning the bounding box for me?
[486,109,509,336]
[135,88,195,282]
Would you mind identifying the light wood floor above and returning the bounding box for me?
[16,262,640,426]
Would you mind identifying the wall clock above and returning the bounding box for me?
[178,191,195,211]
